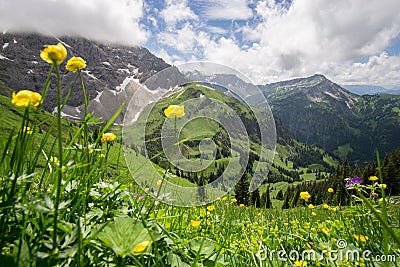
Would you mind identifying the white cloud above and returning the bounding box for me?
[331,53,400,87]
[158,23,201,52]
[178,0,400,86]
[161,0,198,28]
[198,0,253,20]
[0,0,148,45]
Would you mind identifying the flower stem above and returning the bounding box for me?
[53,63,63,251]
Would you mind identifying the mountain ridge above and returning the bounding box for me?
[259,74,400,162]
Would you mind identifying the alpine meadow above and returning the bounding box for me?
[1,29,400,267]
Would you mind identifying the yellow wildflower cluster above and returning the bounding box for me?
[20,126,33,135]
[12,42,87,108]
[50,156,59,165]
[353,234,368,242]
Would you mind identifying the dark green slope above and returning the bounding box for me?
[260,74,400,162]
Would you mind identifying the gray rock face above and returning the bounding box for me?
[0,32,173,112]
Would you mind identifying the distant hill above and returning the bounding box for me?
[342,84,400,95]
[259,74,400,162]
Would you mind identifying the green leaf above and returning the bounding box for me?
[97,216,152,257]
[167,253,191,267]
[189,238,215,258]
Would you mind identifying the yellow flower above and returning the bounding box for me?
[322,228,331,235]
[88,148,94,154]
[379,184,387,189]
[101,132,116,143]
[328,188,334,193]
[369,176,378,181]
[132,240,150,253]
[353,234,368,242]
[157,180,162,187]
[323,204,330,209]
[164,105,185,118]
[311,212,317,216]
[98,153,105,158]
[40,43,67,65]
[300,191,311,201]
[66,56,86,72]
[308,204,314,209]
[207,205,215,211]
[231,198,237,203]
[50,156,59,164]
[329,206,339,212]
[191,220,201,228]
[294,260,307,266]
[222,196,228,201]
[239,204,245,208]
[12,90,42,107]
[21,126,33,135]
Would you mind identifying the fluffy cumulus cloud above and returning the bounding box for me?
[0,0,148,45]
[161,0,198,28]
[157,0,400,87]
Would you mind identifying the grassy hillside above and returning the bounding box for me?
[123,82,339,207]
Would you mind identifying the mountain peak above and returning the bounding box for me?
[309,73,327,79]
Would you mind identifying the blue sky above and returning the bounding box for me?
[1,0,400,87]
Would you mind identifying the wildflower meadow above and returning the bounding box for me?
[0,42,399,267]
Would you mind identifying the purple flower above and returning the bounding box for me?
[345,177,363,187]
[133,193,138,198]
[139,194,145,199]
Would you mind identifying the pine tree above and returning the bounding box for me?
[332,159,351,206]
[197,172,207,203]
[260,185,272,208]
[251,188,261,208]
[382,149,400,195]
[234,171,251,205]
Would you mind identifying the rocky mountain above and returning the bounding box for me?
[259,74,400,162]
[0,32,185,123]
